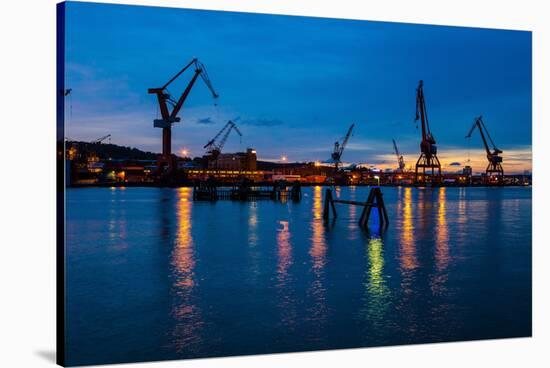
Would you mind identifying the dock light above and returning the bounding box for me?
[374,175,380,186]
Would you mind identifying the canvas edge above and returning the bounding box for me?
[56,1,67,366]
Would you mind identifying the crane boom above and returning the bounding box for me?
[148,58,218,174]
[340,123,354,155]
[92,134,111,144]
[465,115,503,182]
[393,138,405,171]
[465,116,502,156]
[331,123,354,170]
[204,120,242,159]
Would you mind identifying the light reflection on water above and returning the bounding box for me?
[306,186,328,342]
[276,220,296,329]
[65,186,532,365]
[360,233,390,332]
[171,187,203,354]
[432,188,450,295]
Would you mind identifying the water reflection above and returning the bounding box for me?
[431,188,450,295]
[347,187,358,240]
[171,188,203,353]
[277,221,292,281]
[107,189,128,251]
[307,186,328,341]
[400,187,418,272]
[276,220,296,329]
[247,202,261,281]
[361,234,390,329]
[310,186,327,270]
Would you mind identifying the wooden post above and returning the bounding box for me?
[323,189,337,220]
[358,187,389,229]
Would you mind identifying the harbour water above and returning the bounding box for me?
[65,186,532,366]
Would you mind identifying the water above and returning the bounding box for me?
[65,186,532,366]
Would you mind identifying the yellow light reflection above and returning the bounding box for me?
[367,237,387,296]
[400,187,417,271]
[171,187,202,353]
[310,186,327,270]
[174,187,195,288]
[431,187,450,295]
[435,188,449,272]
[361,236,390,327]
[307,186,328,333]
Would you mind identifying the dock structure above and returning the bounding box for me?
[323,187,389,229]
[193,181,302,201]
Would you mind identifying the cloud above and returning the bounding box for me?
[449,161,461,166]
[197,117,215,124]
[240,118,283,127]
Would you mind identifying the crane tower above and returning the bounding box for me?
[414,80,441,184]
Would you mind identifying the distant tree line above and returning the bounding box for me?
[69,141,159,161]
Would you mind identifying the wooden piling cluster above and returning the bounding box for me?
[322,187,389,229]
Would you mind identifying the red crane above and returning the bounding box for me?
[414,80,441,183]
[148,58,218,174]
[465,115,503,183]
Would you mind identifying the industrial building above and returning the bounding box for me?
[207,148,257,171]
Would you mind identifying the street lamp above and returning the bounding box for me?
[374,175,380,187]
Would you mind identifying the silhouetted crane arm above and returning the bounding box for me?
[204,121,242,153]
[160,58,196,90]
[339,123,355,155]
[204,121,231,149]
[392,139,400,159]
[148,58,219,124]
[466,116,501,156]
[92,134,111,144]
[169,69,202,121]
[217,122,242,152]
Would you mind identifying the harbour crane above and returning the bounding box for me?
[331,123,354,170]
[91,134,111,144]
[414,80,441,183]
[465,115,503,182]
[392,138,405,172]
[204,120,242,160]
[148,58,218,174]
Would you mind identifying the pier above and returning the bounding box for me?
[193,181,302,201]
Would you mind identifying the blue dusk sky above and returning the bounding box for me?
[64,1,532,173]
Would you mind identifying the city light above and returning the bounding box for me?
[181,149,189,156]
[281,155,287,162]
